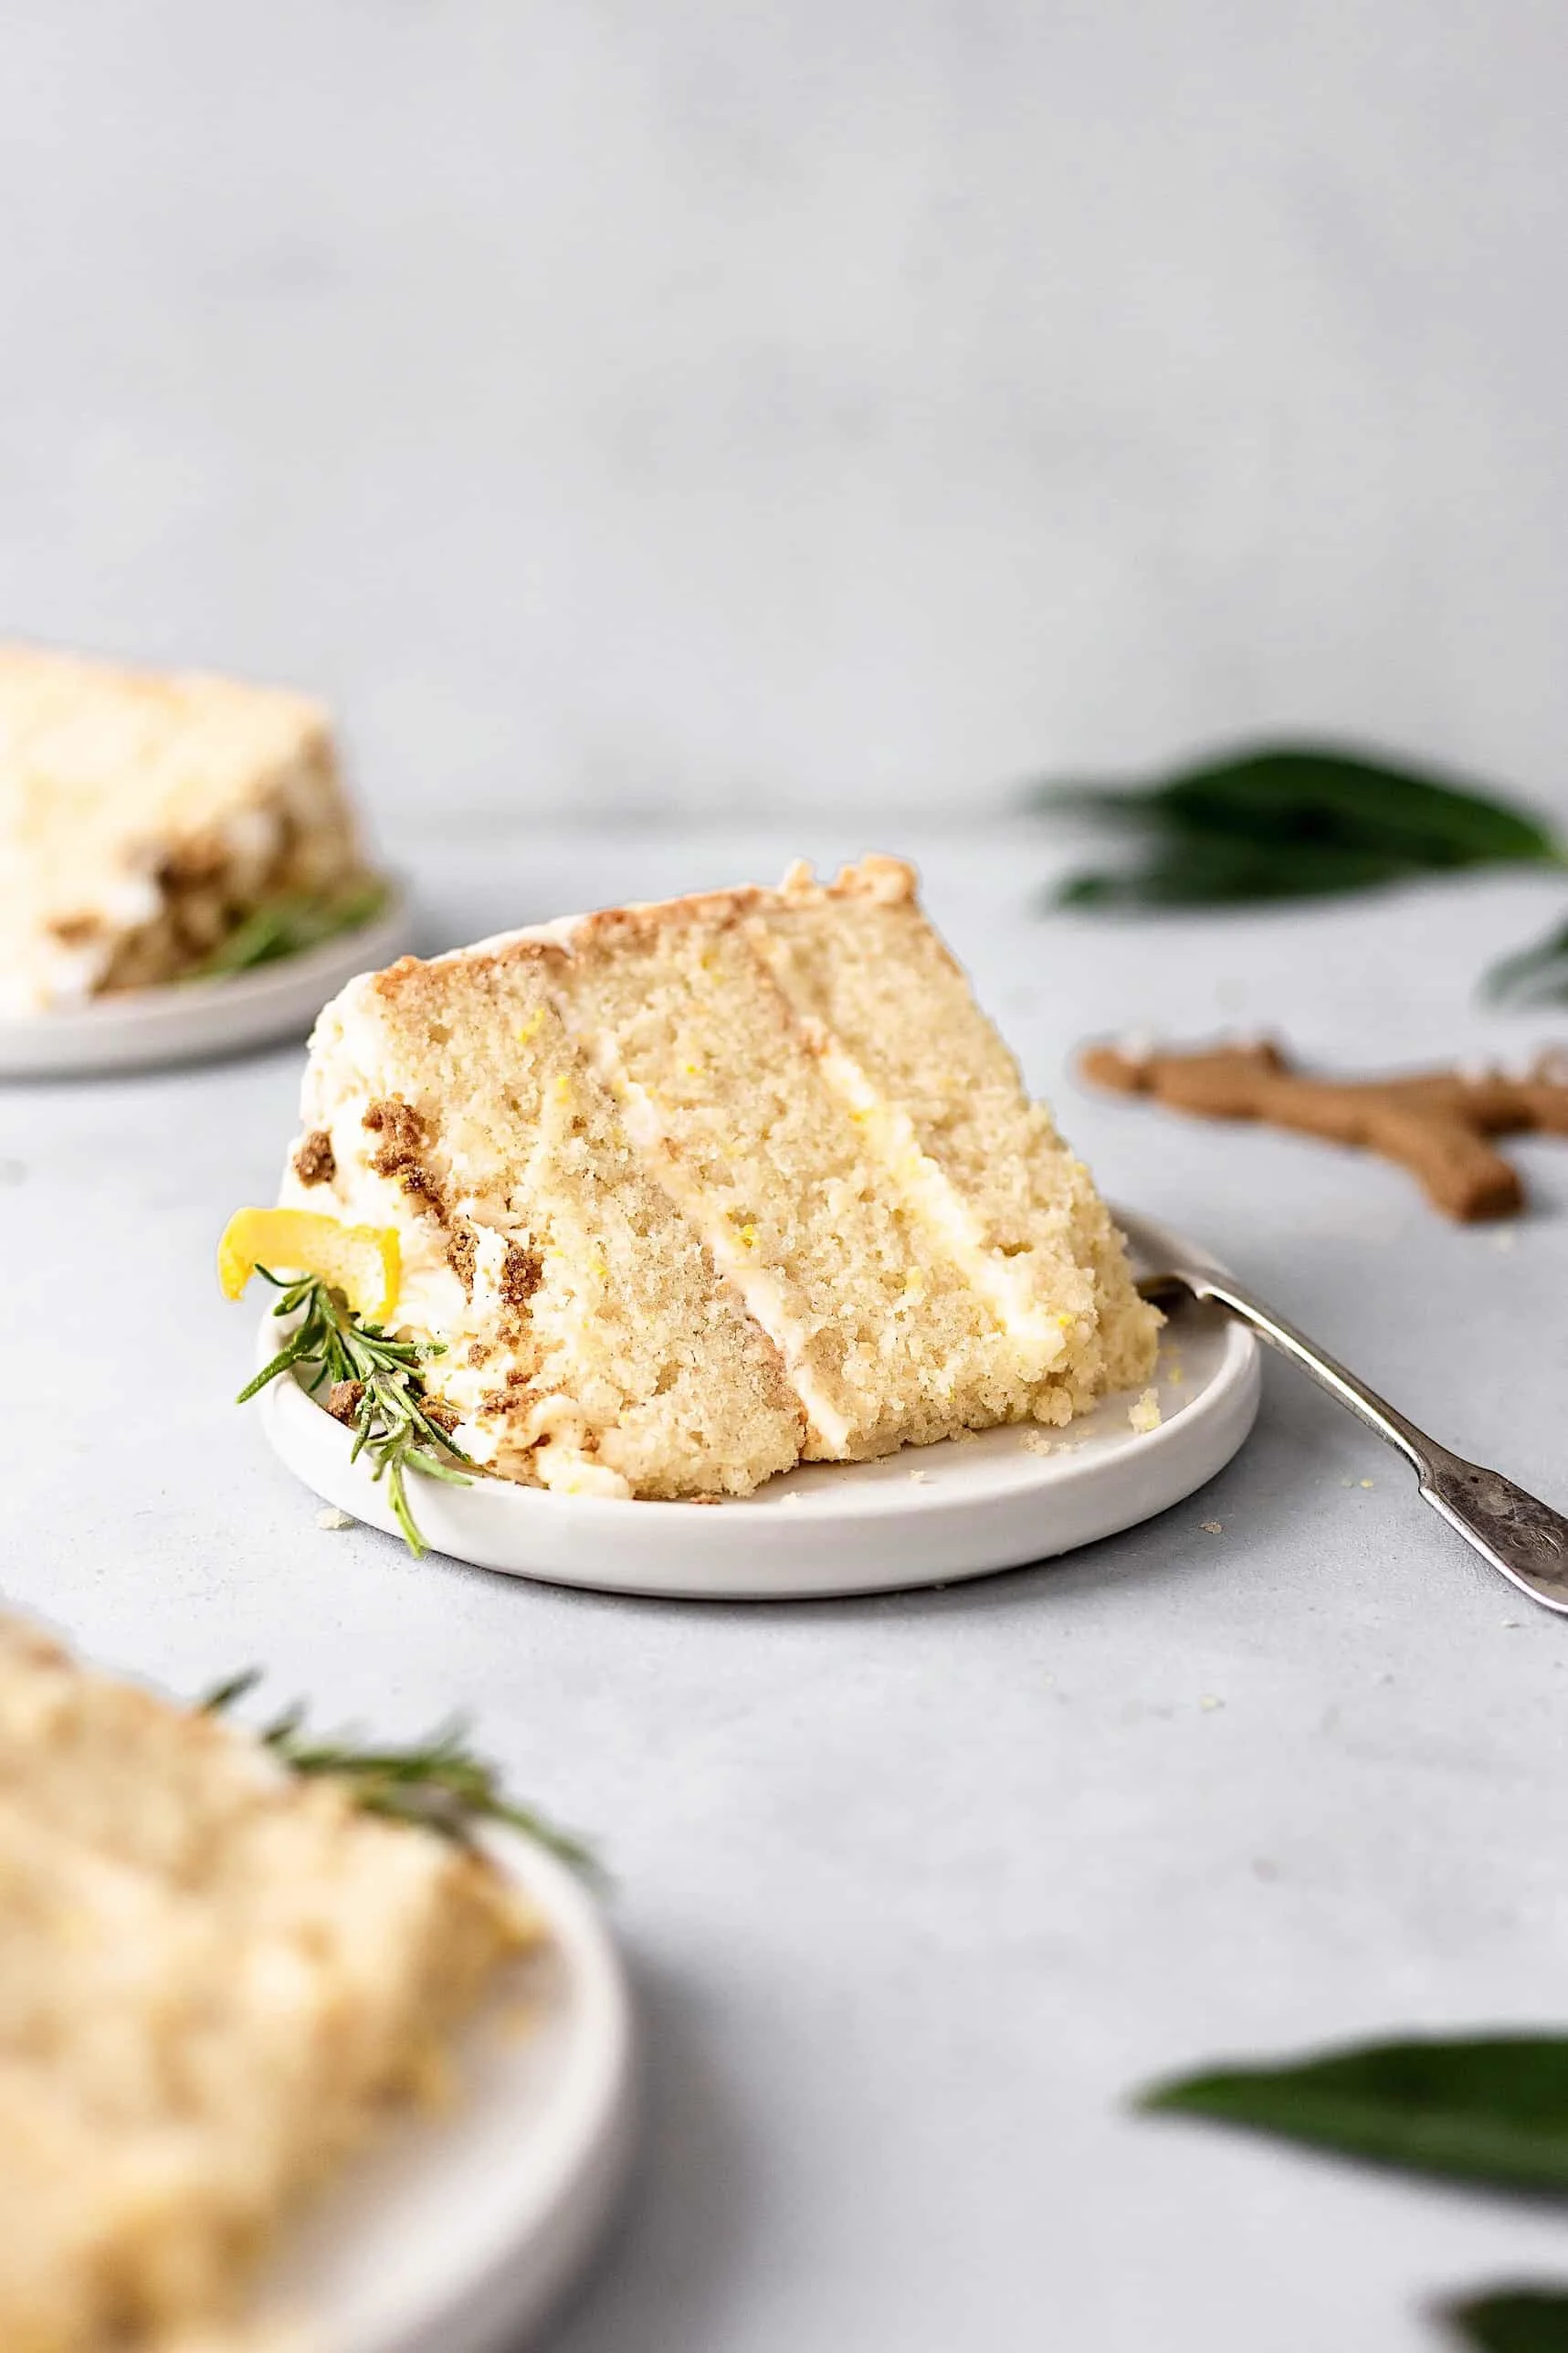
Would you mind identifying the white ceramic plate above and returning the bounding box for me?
[253,1829,635,2353]
[258,1209,1260,1599]
[0,887,410,1079]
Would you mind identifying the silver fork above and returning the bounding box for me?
[1142,1262,1568,1618]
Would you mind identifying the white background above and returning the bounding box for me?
[4,0,1567,828]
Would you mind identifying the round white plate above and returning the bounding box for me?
[258,1209,1260,1599]
[254,1830,636,2353]
[0,886,410,1079]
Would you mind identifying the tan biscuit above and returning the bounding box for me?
[1079,1037,1568,1220]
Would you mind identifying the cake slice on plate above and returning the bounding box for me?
[274,857,1157,1500]
[0,645,374,1014]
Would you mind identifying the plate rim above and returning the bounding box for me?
[296,1825,637,2353]
[0,881,410,1078]
[254,1207,1262,1599]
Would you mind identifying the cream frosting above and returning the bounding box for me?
[286,978,637,1498]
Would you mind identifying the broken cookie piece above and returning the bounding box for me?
[1079,1037,1568,1220]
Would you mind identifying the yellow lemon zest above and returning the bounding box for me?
[516,1008,545,1044]
[217,1208,401,1324]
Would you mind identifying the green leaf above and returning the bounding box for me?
[1054,834,1428,908]
[194,875,389,977]
[1484,918,1568,1008]
[1028,744,1566,908]
[1444,2289,1568,2351]
[1139,2034,1568,2192]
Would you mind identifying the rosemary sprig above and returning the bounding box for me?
[195,874,389,978]
[201,1668,595,1873]
[237,1267,470,1556]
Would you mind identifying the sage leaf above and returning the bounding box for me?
[1138,2034,1568,2192]
[1030,744,1565,908]
[1054,833,1426,908]
[1445,2289,1568,2351]
[1484,918,1568,1008]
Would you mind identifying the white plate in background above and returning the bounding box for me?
[255,1828,636,2353]
[258,1208,1260,1600]
[0,886,410,1080]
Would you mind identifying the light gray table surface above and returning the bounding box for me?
[5,819,1567,2353]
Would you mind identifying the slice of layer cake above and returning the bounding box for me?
[0,1614,533,2352]
[280,858,1157,1499]
[0,645,372,1013]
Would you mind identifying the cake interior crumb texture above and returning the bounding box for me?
[0,1614,532,2353]
[282,857,1159,1500]
[0,645,366,1013]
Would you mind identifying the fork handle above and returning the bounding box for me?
[1148,1267,1568,1617]
[1160,1269,1430,1472]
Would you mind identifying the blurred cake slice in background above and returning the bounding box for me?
[0,1611,535,2352]
[0,645,377,1015]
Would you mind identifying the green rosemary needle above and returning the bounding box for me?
[237,1267,470,1556]
[195,875,390,977]
[200,1669,595,1872]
